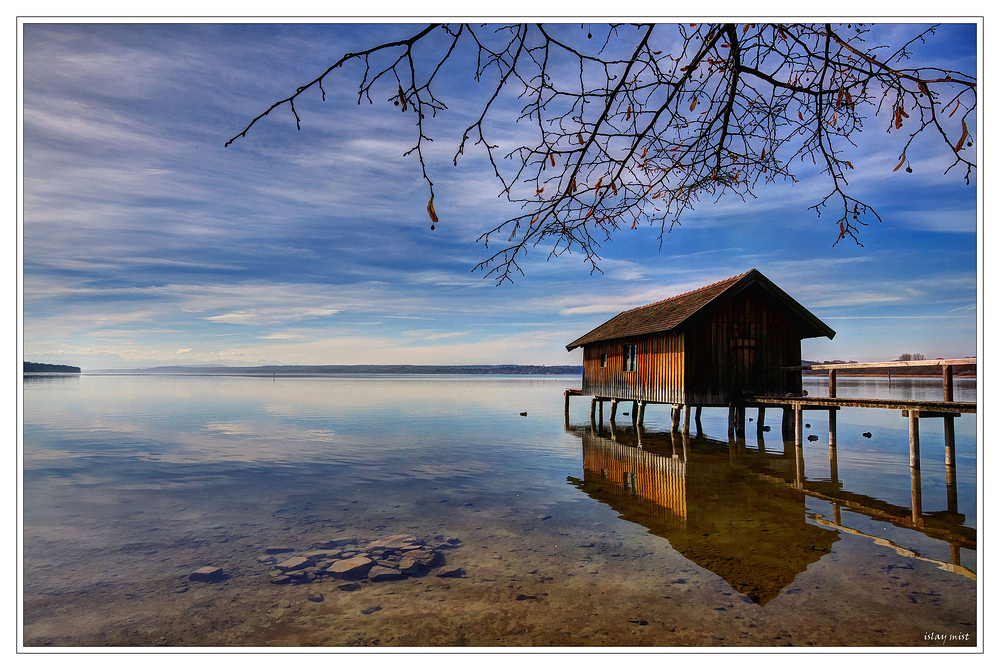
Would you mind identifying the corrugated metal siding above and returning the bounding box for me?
[582,331,684,402]
[582,431,687,520]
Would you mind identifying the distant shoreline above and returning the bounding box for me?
[86,364,584,376]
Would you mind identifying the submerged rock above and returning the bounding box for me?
[275,556,311,572]
[435,567,466,578]
[369,566,406,582]
[326,555,374,579]
[264,546,295,555]
[189,566,224,582]
[364,534,417,553]
[315,537,358,549]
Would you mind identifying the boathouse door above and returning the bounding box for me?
[730,322,761,392]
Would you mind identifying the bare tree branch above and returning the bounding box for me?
[226,23,977,284]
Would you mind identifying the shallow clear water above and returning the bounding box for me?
[21,374,978,647]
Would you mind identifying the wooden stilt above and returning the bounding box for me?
[910,464,923,526]
[908,409,923,525]
[727,405,736,439]
[829,408,839,488]
[756,406,766,434]
[782,406,793,441]
[637,401,646,427]
[908,409,920,471]
[735,404,746,439]
[610,399,619,424]
[694,406,703,435]
[590,397,597,421]
[944,415,956,467]
[671,405,681,433]
[829,369,837,398]
[794,404,804,489]
[631,400,638,423]
[682,405,691,435]
[946,461,959,515]
[944,413,958,515]
[943,364,954,402]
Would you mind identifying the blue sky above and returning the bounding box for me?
[19,21,980,369]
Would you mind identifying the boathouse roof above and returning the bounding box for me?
[565,269,835,351]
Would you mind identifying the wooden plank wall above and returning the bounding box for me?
[685,287,802,405]
[581,331,684,403]
[582,431,687,520]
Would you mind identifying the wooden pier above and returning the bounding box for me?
[566,358,976,529]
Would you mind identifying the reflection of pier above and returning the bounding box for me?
[567,423,975,604]
[570,427,839,604]
[567,358,974,534]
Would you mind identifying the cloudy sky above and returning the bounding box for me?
[19,20,980,370]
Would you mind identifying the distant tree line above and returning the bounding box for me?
[24,362,81,373]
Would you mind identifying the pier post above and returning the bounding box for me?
[598,400,604,428]
[794,404,805,490]
[671,405,681,433]
[945,414,958,515]
[756,406,766,435]
[910,465,924,527]
[637,401,646,427]
[944,415,956,465]
[943,364,954,402]
[631,400,638,423]
[610,399,619,424]
[908,410,920,471]
[694,406,703,435]
[727,405,736,439]
[781,407,793,441]
[946,461,959,515]
[829,369,837,398]
[682,405,691,435]
[909,409,922,526]
[829,409,839,487]
[590,397,597,421]
[735,405,746,439]
[564,389,571,415]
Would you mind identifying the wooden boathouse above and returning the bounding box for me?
[564,269,835,427]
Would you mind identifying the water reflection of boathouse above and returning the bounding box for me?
[570,427,837,604]
[568,426,975,605]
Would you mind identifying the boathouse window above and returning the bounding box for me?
[623,343,637,372]
[600,353,608,368]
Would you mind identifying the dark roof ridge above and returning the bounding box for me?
[565,268,834,351]
[621,269,755,315]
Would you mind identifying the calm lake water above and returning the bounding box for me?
[21,374,978,648]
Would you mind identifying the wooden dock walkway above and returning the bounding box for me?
[565,358,976,519]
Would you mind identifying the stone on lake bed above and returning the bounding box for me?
[398,549,438,572]
[315,537,358,549]
[368,566,406,582]
[275,556,311,571]
[326,555,374,579]
[264,546,295,555]
[364,535,417,552]
[189,566,224,582]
